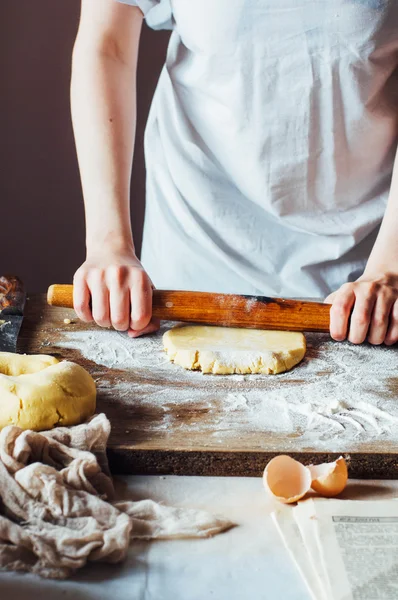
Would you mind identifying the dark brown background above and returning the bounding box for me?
[1,1,170,293]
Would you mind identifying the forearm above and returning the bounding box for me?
[365,145,398,275]
[71,24,141,254]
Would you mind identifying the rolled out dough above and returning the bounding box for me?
[163,326,306,375]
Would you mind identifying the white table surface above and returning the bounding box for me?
[1,476,397,600]
[0,475,311,600]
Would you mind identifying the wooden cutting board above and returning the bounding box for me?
[18,294,398,478]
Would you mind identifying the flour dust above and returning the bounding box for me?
[55,322,398,451]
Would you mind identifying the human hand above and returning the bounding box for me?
[325,273,398,345]
[73,245,159,338]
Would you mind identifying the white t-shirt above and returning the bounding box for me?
[118,0,398,297]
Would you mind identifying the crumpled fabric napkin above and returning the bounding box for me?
[0,413,234,579]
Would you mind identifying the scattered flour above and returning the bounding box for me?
[55,322,398,451]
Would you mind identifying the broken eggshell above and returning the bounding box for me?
[263,455,348,503]
[263,455,312,504]
[309,456,348,497]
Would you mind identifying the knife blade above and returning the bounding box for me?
[0,275,26,353]
[0,315,24,352]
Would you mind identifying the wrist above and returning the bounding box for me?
[86,231,135,257]
[360,267,398,282]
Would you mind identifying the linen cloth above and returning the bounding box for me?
[0,414,233,579]
[118,0,398,297]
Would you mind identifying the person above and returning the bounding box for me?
[71,0,398,345]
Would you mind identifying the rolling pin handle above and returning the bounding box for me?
[47,284,74,308]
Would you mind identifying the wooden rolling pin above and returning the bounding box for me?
[48,285,330,332]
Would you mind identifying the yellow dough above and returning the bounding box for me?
[163,325,306,375]
[0,352,96,431]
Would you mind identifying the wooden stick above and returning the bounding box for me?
[48,284,330,332]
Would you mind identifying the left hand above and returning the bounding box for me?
[325,273,398,345]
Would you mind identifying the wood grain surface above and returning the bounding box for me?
[18,294,398,479]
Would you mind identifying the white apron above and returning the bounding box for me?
[118,0,398,297]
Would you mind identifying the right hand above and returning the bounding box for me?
[73,246,160,337]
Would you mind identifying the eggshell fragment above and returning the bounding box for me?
[309,456,348,497]
[263,455,312,504]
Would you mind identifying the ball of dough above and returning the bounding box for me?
[0,352,96,431]
[163,325,306,375]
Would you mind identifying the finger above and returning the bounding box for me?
[109,285,130,331]
[128,318,160,338]
[87,272,111,328]
[130,272,153,331]
[347,291,376,344]
[367,293,394,345]
[329,287,355,341]
[73,274,93,322]
[107,266,131,331]
[385,300,398,346]
[324,291,337,304]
